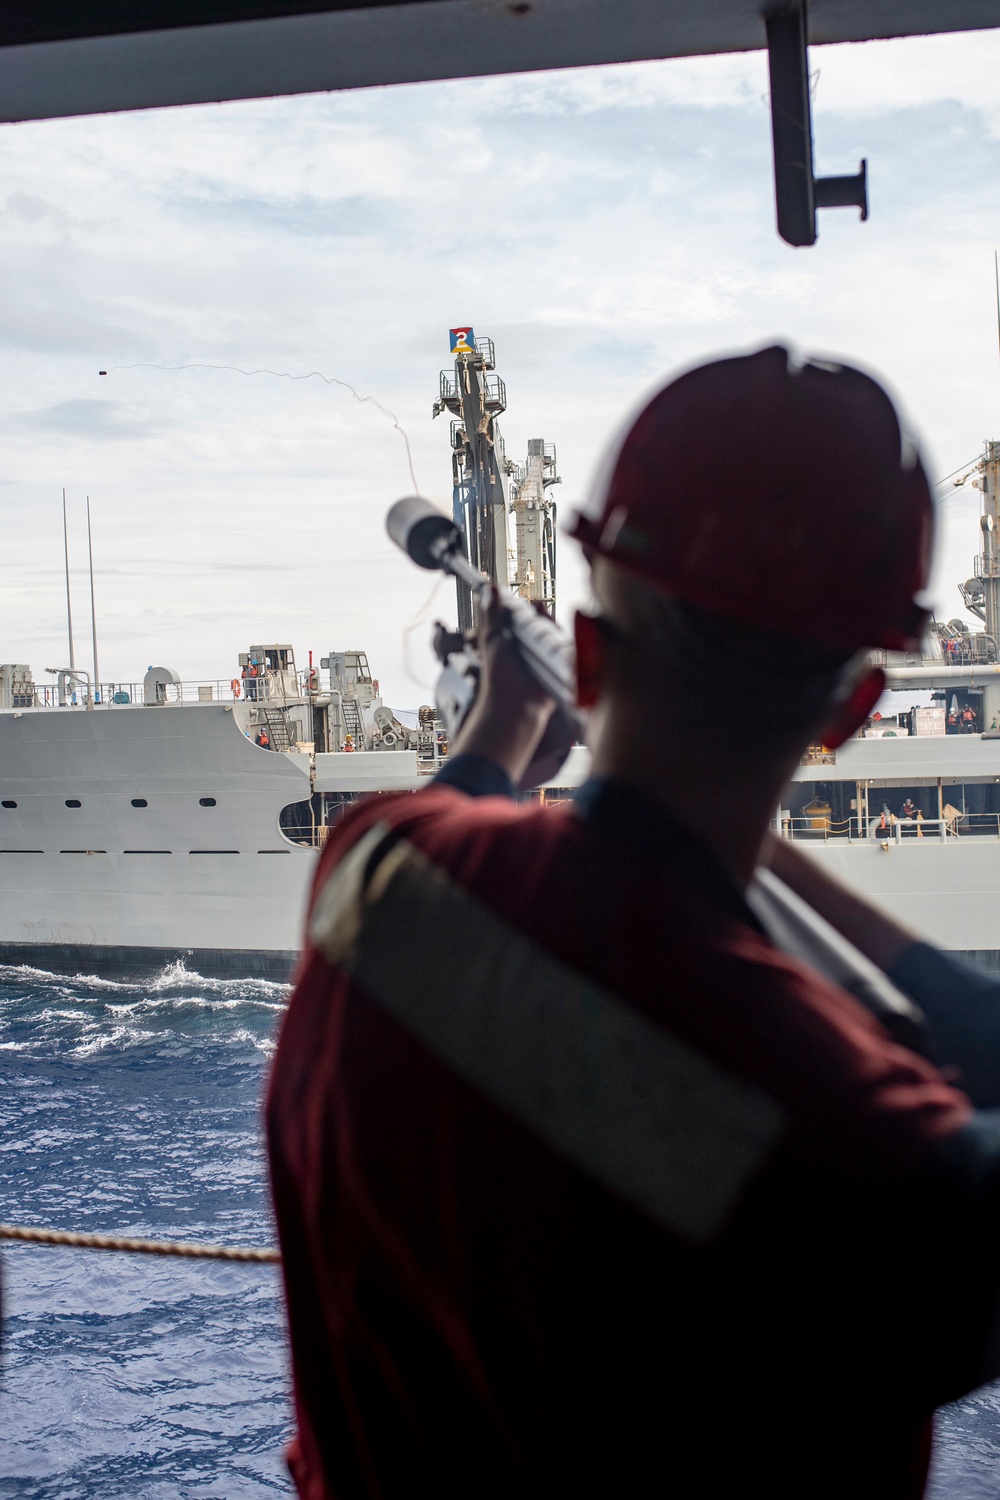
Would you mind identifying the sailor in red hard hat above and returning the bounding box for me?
[267,346,1000,1500]
[572,343,933,653]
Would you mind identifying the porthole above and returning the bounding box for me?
[65,799,81,808]
[199,797,217,807]
[1,800,15,809]
[131,798,148,808]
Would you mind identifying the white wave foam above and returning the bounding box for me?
[0,962,84,986]
[152,959,291,996]
[67,1023,150,1057]
[106,995,285,1019]
[0,959,291,1004]
[230,1027,278,1056]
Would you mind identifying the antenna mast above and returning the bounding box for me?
[86,495,100,702]
[62,488,76,672]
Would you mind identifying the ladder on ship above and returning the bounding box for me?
[259,708,294,752]
[342,698,363,746]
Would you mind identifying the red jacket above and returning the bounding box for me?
[267,781,996,1500]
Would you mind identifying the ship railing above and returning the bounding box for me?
[864,817,949,843]
[438,369,506,414]
[927,811,1000,838]
[945,630,1000,664]
[799,746,836,765]
[974,554,1000,581]
[868,812,1000,841]
[778,815,867,842]
[779,812,1000,843]
[28,676,294,709]
[229,674,295,704]
[871,640,1000,667]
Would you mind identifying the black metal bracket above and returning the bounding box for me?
[764,2,868,247]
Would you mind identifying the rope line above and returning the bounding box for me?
[101,360,419,493]
[0,1223,280,1263]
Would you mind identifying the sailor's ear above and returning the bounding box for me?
[818,665,886,750]
[574,612,604,709]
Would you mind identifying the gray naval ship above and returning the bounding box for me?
[0,331,571,981]
[6,463,1000,981]
[5,328,1000,979]
[0,647,437,978]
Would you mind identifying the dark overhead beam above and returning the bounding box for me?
[0,1,433,49]
[0,1,996,125]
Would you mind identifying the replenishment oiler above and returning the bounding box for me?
[2,333,1000,977]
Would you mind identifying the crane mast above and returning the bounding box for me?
[434,328,560,628]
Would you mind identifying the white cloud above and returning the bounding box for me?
[0,28,998,703]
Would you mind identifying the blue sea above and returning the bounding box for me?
[0,965,999,1497]
[0,965,293,1498]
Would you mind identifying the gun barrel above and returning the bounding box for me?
[386,494,576,709]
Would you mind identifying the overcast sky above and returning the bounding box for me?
[1,27,1000,708]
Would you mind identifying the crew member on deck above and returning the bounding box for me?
[268,347,1000,1500]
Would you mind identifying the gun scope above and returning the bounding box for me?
[386,496,464,572]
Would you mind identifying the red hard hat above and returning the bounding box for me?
[569,345,933,652]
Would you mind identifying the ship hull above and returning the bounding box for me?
[0,701,318,977]
[5,705,1000,978]
[797,839,1000,973]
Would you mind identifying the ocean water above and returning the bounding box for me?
[0,964,293,1499]
[0,965,998,1497]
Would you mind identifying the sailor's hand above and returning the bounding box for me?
[450,587,557,786]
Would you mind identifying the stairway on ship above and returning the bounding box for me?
[342,698,363,746]
[258,708,294,752]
